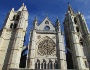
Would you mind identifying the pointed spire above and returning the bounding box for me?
[18,3,27,11]
[55,17,61,32]
[56,16,59,23]
[22,3,25,6]
[78,11,81,14]
[67,3,74,14]
[33,16,38,25]
[23,5,27,11]
[33,16,38,29]
[11,8,14,11]
[56,17,60,26]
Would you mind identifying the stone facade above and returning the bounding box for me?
[0,3,28,70]
[63,4,90,70]
[0,3,90,70]
[27,17,67,69]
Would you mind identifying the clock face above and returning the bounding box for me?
[38,38,56,56]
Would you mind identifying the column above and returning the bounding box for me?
[58,32,67,70]
[27,30,36,69]
[71,33,86,70]
[8,29,24,68]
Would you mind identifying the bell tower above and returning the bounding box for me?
[0,3,28,70]
[64,4,90,70]
[27,17,67,69]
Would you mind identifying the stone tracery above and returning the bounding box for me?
[38,37,56,56]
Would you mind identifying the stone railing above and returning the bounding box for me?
[36,30,56,34]
[9,68,77,70]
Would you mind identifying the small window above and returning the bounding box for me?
[13,15,19,21]
[54,60,58,69]
[44,62,46,69]
[49,60,53,69]
[35,63,37,69]
[45,20,49,24]
[76,27,79,32]
[35,59,40,69]
[14,23,17,28]
[79,39,83,45]
[44,26,50,30]
[74,17,77,24]
[41,59,46,69]
[13,15,16,20]
[10,23,13,28]
[16,15,19,21]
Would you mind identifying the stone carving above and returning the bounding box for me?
[52,36,56,39]
[37,35,41,39]
[38,37,56,56]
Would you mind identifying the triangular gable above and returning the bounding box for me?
[37,17,55,31]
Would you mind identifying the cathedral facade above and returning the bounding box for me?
[0,3,90,70]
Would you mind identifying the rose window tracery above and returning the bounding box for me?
[38,37,56,56]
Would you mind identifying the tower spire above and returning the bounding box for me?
[56,16,59,23]
[35,15,37,21]
[67,3,74,14]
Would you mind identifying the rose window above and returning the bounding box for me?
[38,38,56,56]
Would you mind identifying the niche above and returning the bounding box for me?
[66,49,74,69]
[79,38,83,45]
[13,23,17,28]
[13,15,19,21]
[10,23,13,28]
[76,27,79,32]
[19,47,28,68]
[74,17,77,24]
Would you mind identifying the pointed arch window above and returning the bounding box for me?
[13,15,19,21]
[41,59,46,69]
[79,38,83,45]
[45,20,49,24]
[76,27,79,32]
[14,23,17,28]
[74,17,77,24]
[54,60,58,69]
[48,60,53,69]
[16,15,19,21]
[35,59,40,69]
[10,23,13,28]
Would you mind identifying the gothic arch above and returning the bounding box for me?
[54,60,58,69]
[41,59,46,69]
[48,59,53,69]
[35,59,40,69]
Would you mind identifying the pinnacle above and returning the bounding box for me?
[22,3,25,6]
[35,16,38,21]
[67,3,74,14]
[56,16,60,23]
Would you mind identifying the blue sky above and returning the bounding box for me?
[0,0,90,45]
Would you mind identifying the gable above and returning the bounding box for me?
[37,17,55,31]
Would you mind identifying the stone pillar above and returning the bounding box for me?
[57,32,67,70]
[0,29,6,70]
[8,29,24,68]
[52,61,54,69]
[71,33,86,70]
[27,30,36,69]
[0,29,6,50]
